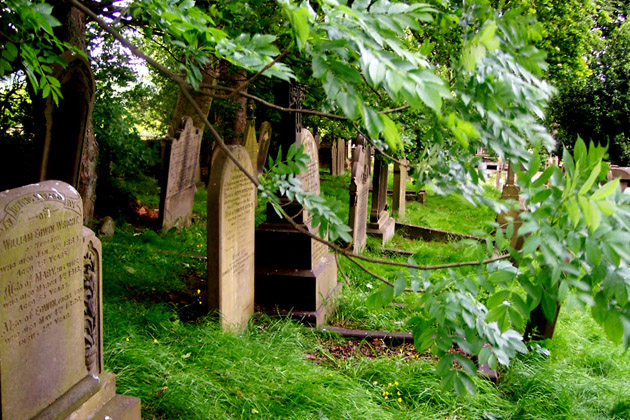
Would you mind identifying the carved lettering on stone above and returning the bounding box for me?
[0,181,85,420]
[207,146,256,332]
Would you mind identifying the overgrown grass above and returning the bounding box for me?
[102,170,630,419]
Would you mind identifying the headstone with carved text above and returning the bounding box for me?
[208,146,256,332]
[159,116,203,229]
[0,180,140,420]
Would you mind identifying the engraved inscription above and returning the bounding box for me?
[166,118,202,198]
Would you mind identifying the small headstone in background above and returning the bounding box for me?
[393,160,407,218]
[207,145,256,332]
[0,180,140,419]
[256,121,273,175]
[243,119,258,177]
[495,157,504,190]
[367,153,395,245]
[348,134,370,253]
[158,116,202,230]
[97,215,115,239]
[318,136,333,173]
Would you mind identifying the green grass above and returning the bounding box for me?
[101,170,630,419]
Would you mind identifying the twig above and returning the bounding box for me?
[349,121,409,169]
[227,47,292,100]
[335,250,351,286]
[73,0,509,276]
[360,72,383,102]
[69,0,259,188]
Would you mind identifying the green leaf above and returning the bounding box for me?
[394,277,406,297]
[416,82,442,112]
[381,285,394,307]
[532,167,555,187]
[578,162,601,196]
[487,290,510,309]
[368,59,386,87]
[604,311,624,344]
[574,136,587,165]
[521,235,541,255]
[586,238,602,267]
[363,107,383,138]
[563,148,575,176]
[597,200,616,216]
[591,178,619,201]
[381,114,400,151]
[565,197,580,228]
[541,292,557,322]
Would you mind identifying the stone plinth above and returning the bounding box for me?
[0,181,140,420]
[255,129,338,326]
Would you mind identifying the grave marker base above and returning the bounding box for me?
[366,211,395,245]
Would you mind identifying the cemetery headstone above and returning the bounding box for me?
[334,138,347,176]
[207,146,256,332]
[495,157,504,190]
[393,160,407,218]
[159,116,203,230]
[243,119,258,178]
[255,86,338,326]
[367,153,395,244]
[608,166,630,192]
[0,180,140,420]
[348,134,371,253]
[256,121,273,174]
[318,137,333,173]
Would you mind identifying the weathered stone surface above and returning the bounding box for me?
[348,135,370,253]
[243,119,258,176]
[0,181,139,420]
[97,216,115,239]
[335,138,346,175]
[159,116,202,230]
[609,166,630,192]
[256,121,272,175]
[392,160,407,218]
[367,153,395,245]
[0,181,85,420]
[207,145,256,332]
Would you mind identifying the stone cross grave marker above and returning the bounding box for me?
[256,121,272,175]
[207,145,256,332]
[348,134,370,253]
[367,153,395,244]
[0,180,140,420]
[393,160,407,218]
[159,116,202,230]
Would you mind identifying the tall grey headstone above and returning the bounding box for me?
[0,181,140,420]
[159,116,202,229]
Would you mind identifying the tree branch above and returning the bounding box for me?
[68,0,259,188]
[226,47,292,100]
[349,121,409,169]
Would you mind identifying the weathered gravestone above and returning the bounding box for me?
[0,180,140,420]
[207,146,256,332]
[608,166,630,192]
[367,153,395,245]
[348,135,371,253]
[318,137,333,173]
[255,84,338,326]
[159,116,202,230]
[256,121,273,175]
[243,119,258,176]
[334,138,347,176]
[392,160,407,218]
